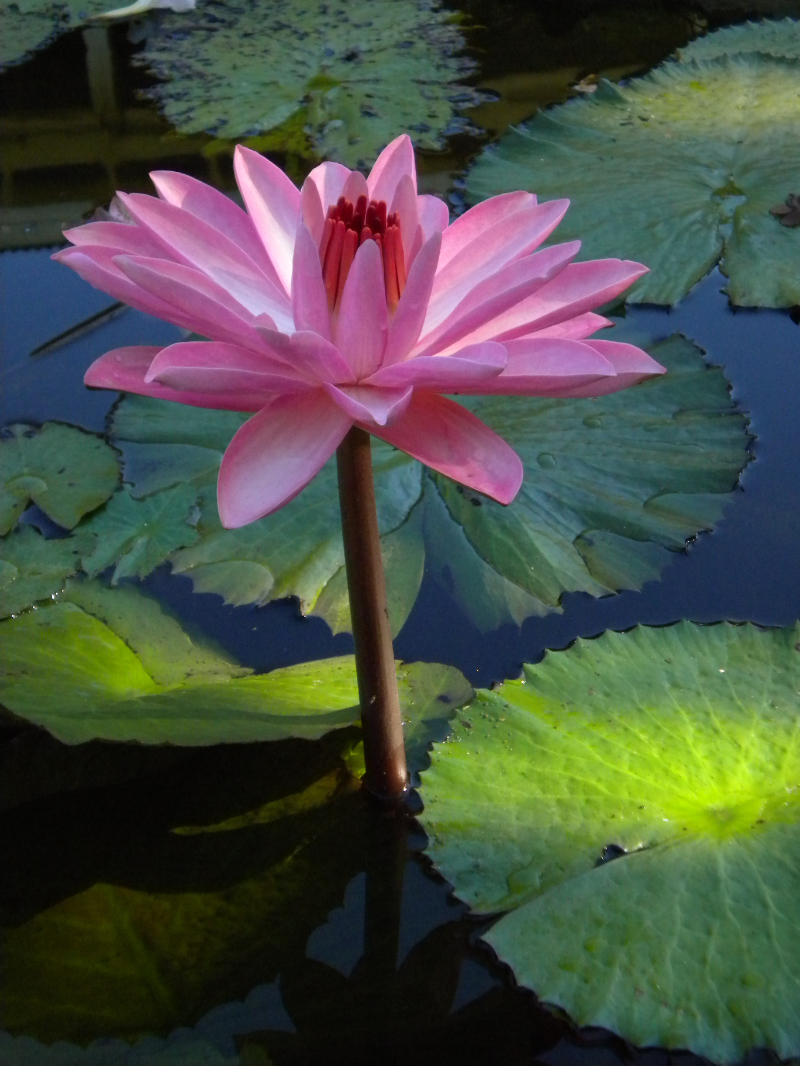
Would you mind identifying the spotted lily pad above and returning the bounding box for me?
[419,621,800,1063]
[0,527,94,618]
[0,0,113,69]
[0,585,470,745]
[466,43,800,307]
[135,0,482,167]
[0,423,119,535]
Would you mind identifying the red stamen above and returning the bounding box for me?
[319,215,335,265]
[376,200,387,232]
[393,226,406,294]
[323,219,346,311]
[336,228,359,308]
[383,226,400,312]
[359,226,373,246]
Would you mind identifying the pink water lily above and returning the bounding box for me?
[56,135,664,529]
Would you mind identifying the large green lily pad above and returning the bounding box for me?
[0,526,93,618]
[466,42,800,306]
[135,0,481,168]
[0,582,470,745]
[0,423,119,534]
[419,621,800,1063]
[427,334,749,627]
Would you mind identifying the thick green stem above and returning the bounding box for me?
[336,426,408,799]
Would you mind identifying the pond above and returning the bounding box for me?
[2,2,800,1064]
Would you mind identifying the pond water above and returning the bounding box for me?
[2,2,800,1064]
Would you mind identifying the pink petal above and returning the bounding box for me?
[367,134,417,205]
[370,393,523,505]
[84,346,267,411]
[300,178,325,245]
[534,312,612,340]
[445,259,650,348]
[557,339,666,396]
[390,174,419,264]
[254,328,356,384]
[117,191,292,327]
[291,222,331,340]
[115,254,276,353]
[217,391,352,527]
[306,160,351,213]
[366,342,506,392]
[150,170,284,290]
[63,220,165,258]
[324,383,413,426]
[233,146,302,296]
[453,337,616,396]
[417,194,450,241]
[415,242,580,359]
[54,248,199,333]
[437,191,536,272]
[427,199,570,325]
[144,341,311,396]
[381,232,442,367]
[333,240,388,380]
[342,169,369,206]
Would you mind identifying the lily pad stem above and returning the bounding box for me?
[337,425,408,800]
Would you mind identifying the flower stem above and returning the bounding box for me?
[337,426,408,800]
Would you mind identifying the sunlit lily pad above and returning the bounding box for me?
[79,484,199,583]
[0,423,119,535]
[427,334,749,628]
[0,527,94,618]
[419,621,800,1063]
[135,0,481,167]
[466,45,800,306]
[0,584,470,744]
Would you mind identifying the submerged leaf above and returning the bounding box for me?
[466,41,800,307]
[0,423,119,534]
[134,0,482,167]
[419,621,800,1063]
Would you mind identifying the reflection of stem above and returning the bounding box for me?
[362,806,406,1007]
[336,426,408,800]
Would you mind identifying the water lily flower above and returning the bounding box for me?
[55,135,664,529]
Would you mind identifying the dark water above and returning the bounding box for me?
[2,3,800,1064]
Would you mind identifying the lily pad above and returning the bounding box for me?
[0,588,470,745]
[418,621,800,1063]
[79,484,200,583]
[677,17,800,61]
[0,1030,237,1066]
[427,334,749,628]
[0,527,93,618]
[0,0,112,69]
[466,47,800,307]
[110,396,423,616]
[0,423,119,535]
[135,0,482,167]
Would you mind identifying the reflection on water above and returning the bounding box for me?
[2,0,800,1062]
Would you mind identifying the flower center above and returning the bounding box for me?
[319,194,406,314]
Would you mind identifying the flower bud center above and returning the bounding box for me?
[318,194,406,314]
